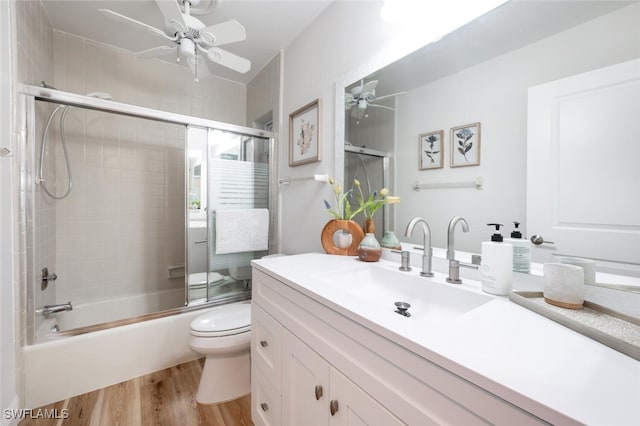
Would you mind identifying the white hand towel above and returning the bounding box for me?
[215,208,269,254]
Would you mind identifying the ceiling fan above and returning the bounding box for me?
[345,79,407,119]
[100,0,251,82]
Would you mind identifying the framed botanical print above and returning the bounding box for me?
[419,130,444,170]
[450,122,481,167]
[289,99,321,166]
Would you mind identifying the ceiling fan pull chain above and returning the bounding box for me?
[194,49,199,83]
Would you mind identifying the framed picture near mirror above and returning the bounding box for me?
[289,98,322,167]
[419,130,443,170]
[450,122,481,167]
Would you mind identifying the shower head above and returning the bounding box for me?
[86,92,112,100]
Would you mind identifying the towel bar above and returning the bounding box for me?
[413,177,484,191]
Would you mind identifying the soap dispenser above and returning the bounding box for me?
[481,224,513,296]
[504,221,532,273]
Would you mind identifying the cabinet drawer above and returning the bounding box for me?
[252,367,282,426]
[252,303,282,389]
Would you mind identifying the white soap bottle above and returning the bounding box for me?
[481,224,513,296]
[504,221,532,273]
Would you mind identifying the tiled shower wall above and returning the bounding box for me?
[50,110,187,305]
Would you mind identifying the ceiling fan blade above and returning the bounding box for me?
[136,45,177,59]
[368,103,395,111]
[99,9,174,41]
[374,91,408,101]
[203,47,251,73]
[361,80,378,95]
[199,19,247,47]
[155,0,187,34]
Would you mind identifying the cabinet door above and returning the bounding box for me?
[282,329,330,426]
[329,368,405,426]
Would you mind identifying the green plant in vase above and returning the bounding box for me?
[352,179,400,234]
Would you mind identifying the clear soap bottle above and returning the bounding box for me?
[504,221,532,273]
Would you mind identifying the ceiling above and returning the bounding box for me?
[42,0,334,84]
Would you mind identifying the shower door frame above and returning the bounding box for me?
[344,145,391,235]
[19,84,277,343]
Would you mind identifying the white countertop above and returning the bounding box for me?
[252,252,640,426]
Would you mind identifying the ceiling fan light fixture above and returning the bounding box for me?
[179,37,196,57]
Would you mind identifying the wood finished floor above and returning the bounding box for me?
[20,359,253,426]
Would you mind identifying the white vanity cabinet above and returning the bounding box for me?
[251,266,546,426]
[252,302,402,426]
[282,328,403,426]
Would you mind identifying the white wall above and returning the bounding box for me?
[280,0,423,254]
[395,2,640,252]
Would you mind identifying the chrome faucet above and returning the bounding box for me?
[446,216,469,284]
[39,302,72,317]
[405,217,434,277]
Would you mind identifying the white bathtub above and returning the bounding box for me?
[24,299,251,408]
[36,288,186,342]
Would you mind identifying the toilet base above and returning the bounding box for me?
[196,351,250,405]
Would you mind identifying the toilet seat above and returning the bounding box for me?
[189,271,225,287]
[190,302,251,338]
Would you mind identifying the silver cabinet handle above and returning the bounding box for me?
[315,385,323,400]
[260,402,269,411]
[195,239,208,244]
[260,340,268,347]
[330,400,339,416]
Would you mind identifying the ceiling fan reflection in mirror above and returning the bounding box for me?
[100,0,251,82]
[345,79,407,120]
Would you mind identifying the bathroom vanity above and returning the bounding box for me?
[251,253,640,425]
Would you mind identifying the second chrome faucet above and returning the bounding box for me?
[446,216,470,284]
[404,217,434,277]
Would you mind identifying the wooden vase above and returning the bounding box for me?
[321,220,365,256]
[363,218,376,235]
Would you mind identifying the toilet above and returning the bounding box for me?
[189,301,251,404]
[188,271,226,300]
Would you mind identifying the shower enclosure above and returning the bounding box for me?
[20,84,274,343]
[344,145,390,241]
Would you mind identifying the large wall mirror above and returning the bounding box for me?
[336,1,640,282]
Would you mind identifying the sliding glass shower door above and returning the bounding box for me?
[186,127,270,304]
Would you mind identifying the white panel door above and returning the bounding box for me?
[527,58,640,271]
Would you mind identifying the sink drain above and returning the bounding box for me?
[394,301,411,317]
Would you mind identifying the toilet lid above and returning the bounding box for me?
[190,302,251,336]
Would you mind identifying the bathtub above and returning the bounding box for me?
[35,288,186,342]
[24,295,250,408]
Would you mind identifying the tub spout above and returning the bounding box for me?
[39,302,73,318]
